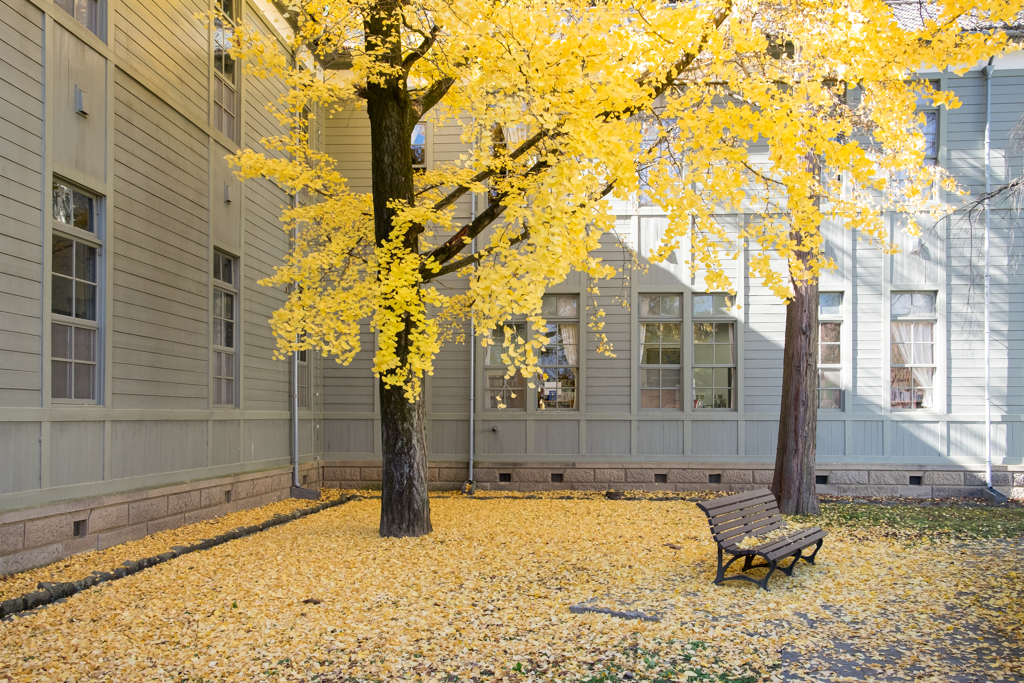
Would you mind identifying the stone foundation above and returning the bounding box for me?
[0,463,321,576]
[322,460,1021,499]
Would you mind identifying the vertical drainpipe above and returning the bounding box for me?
[467,192,477,491]
[290,193,301,491]
[983,57,994,491]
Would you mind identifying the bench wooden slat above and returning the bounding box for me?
[706,498,779,527]
[765,529,827,562]
[697,488,774,513]
[703,493,778,517]
[710,505,782,533]
[713,516,784,544]
[747,526,823,556]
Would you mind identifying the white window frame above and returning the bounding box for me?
[889,291,938,411]
[213,0,238,142]
[638,293,683,411]
[50,179,103,405]
[54,0,102,37]
[818,292,844,411]
[212,251,238,407]
[691,292,737,411]
[297,349,309,410]
[483,321,527,411]
[536,293,580,411]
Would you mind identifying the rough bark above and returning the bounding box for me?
[772,275,821,515]
[378,321,432,538]
[365,0,433,537]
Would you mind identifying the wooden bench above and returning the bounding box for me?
[696,489,826,591]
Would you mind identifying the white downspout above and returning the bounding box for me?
[983,58,994,492]
[467,191,478,491]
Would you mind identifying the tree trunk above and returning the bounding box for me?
[772,276,821,515]
[378,320,432,537]
[365,0,432,537]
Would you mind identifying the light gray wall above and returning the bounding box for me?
[0,0,319,513]
[320,62,1024,470]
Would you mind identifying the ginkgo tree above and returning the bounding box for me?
[223,0,1018,533]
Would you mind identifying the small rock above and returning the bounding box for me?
[605,490,625,500]
[38,582,75,600]
[664,543,683,550]
[122,560,141,574]
[113,567,127,579]
[157,552,175,562]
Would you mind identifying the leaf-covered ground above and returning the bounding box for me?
[0,490,346,604]
[1,495,1021,682]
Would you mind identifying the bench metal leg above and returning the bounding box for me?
[715,548,776,591]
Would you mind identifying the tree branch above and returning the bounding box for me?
[402,24,441,75]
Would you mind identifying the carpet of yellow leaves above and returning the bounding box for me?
[1,496,1021,682]
[0,490,346,604]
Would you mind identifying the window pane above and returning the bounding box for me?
[52,276,74,317]
[914,322,933,343]
[891,322,913,363]
[52,360,72,399]
[74,281,97,320]
[52,323,72,359]
[639,295,655,316]
[411,123,426,146]
[891,293,912,316]
[820,322,840,343]
[53,182,72,224]
[641,369,661,388]
[73,190,93,232]
[222,290,234,320]
[713,367,732,388]
[921,112,938,156]
[693,367,712,387]
[556,295,578,317]
[660,388,681,409]
[693,295,712,316]
[53,236,74,277]
[641,345,660,364]
[662,369,680,387]
[76,243,97,282]
[640,389,661,408]
[820,369,841,389]
[73,327,96,361]
[912,292,936,315]
[222,320,234,348]
[712,388,732,409]
[915,367,934,388]
[693,322,713,343]
[661,323,680,344]
[643,323,661,343]
[693,344,713,364]
[661,295,680,316]
[714,322,733,343]
[714,344,734,364]
[819,293,842,316]
[819,389,841,410]
[661,347,680,364]
[820,344,841,364]
[714,293,736,315]
[541,295,557,317]
[73,363,95,400]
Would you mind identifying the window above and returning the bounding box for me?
[411,123,427,171]
[692,293,735,409]
[213,0,237,140]
[818,292,843,410]
[890,292,936,410]
[213,252,237,406]
[638,116,681,207]
[297,349,309,410]
[55,0,99,35]
[537,294,578,410]
[51,180,100,402]
[639,293,682,409]
[484,323,526,410]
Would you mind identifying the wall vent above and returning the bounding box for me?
[73,520,87,538]
[708,474,721,484]
[815,475,829,485]
[499,473,512,483]
[909,476,923,486]
[551,473,563,483]
[654,473,668,484]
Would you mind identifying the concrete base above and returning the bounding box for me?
[290,486,320,500]
[983,487,1009,504]
[1,462,322,576]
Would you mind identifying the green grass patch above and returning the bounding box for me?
[793,502,1024,540]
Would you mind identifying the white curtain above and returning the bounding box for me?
[891,322,933,409]
[559,324,578,366]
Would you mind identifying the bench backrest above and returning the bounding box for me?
[695,489,784,548]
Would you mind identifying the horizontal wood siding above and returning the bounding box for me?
[0,0,43,408]
[242,53,290,411]
[112,70,210,409]
[114,0,209,118]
